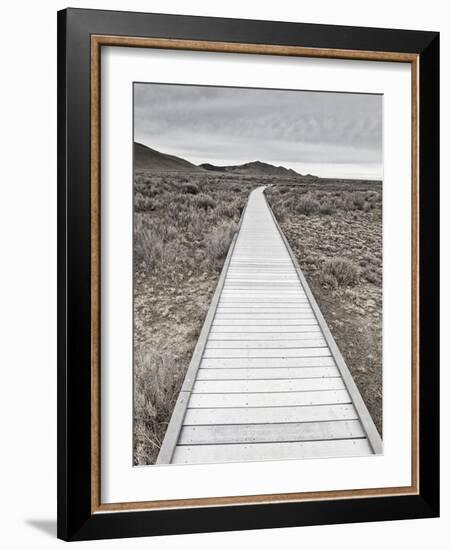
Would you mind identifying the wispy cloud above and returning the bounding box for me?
[134,84,382,179]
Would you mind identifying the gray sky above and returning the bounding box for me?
[134,83,382,179]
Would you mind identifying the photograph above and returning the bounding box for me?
[55,7,440,540]
[132,83,383,466]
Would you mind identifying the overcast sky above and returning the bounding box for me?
[134,83,382,180]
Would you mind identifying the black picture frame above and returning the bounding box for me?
[57,7,439,541]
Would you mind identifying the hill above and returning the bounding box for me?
[199,160,302,178]
[134,142,203,172]
[135,143,316,180]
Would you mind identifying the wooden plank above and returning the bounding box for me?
[232,255,290,266]
[172,438,372,464]
[192,377,345,394]
[227,271,298,276]
[196,366,339,380]
[216,310,312,314]
[221,291,306,294]
[229,265,293,269]
[225,277,298,280]
[216,309,314,314]
[188,389,352,408]
[202,348,330,358]
[209,325,320,333]
[214,313,316,320]
[208,332,322,340]
[226,279,299,284]
[184,403,358,425]
[212,320,321,327]
[220,294,307,299]
[217,303,310,307]
[216,309,314,315]
[230,264,289,266]
[226,277,299,282]
[200,356,336,368]
[219,295,307,300]
[219,299,309,303]
[227,268,296,271]
[231,257,291,266]
[222,287,305,298]
[205,339,326,349]
[219,297,310,308]
[235,256,289,264]
[223,284,301,288]
[226,270,296,274]
[178,419,364,444]
[217,304,311,308]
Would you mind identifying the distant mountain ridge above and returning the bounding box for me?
[134,142,315,179]
[200,160,301,178]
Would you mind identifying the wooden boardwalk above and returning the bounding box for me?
[157,187,382,465]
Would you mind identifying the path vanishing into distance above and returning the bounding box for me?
[157,186,382,465]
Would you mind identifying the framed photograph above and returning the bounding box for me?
[57,8,439,541]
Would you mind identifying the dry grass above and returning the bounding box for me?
[294,194,321,216]
[134,349,185,464]
[133,171,259,465]
[319,258,360,288]
[205,221,238,259]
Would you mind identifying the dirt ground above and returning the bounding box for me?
[265,182,383,436]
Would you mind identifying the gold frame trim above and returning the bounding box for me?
[90,35,420,514]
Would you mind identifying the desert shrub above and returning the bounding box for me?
[134,349,185,464]
[182,182,199,195]
[165,225,178,241]
[187,208,204,235]
[205,221,237,259]
[362,267,378,284]
[172,194,189,207]
[134,192,151,212]
[318,201,335,215]
[194,192,216,210]
[273,208,287,223]
[365,190,381,204]
[319,258,360,288]
[294,194,320,215]
[135,192,160,212]
[134,181,148,195]
[349,191,367,210]
[216,202,239,219]
[135,180,161,197]
[304,255,317,266]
